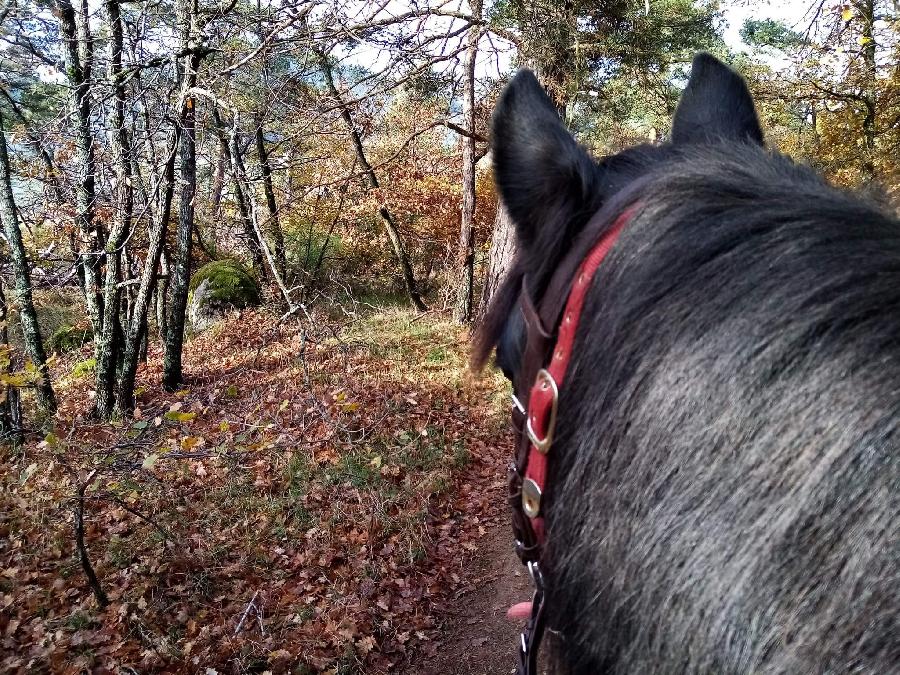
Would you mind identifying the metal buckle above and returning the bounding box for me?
[526,369,558,454]
[528,560,544,589]
[521,478,542,518]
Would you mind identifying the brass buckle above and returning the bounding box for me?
[526,369,558,454]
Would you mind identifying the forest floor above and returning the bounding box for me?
[1,302,530,674]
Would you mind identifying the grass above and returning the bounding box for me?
[71,358,95,378]
[66,610,93,631]
[338,307,470,387]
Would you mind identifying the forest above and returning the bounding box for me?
[1,0,898,672]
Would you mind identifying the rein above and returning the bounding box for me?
[508,204,638,674]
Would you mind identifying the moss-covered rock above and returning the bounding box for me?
[188,260,260,330]
[47,324,93,354]
[189,260,260,305]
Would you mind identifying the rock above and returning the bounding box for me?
[188,260,260,330]
[46,325,93,354]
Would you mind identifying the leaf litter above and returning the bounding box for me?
[0,306,514,674]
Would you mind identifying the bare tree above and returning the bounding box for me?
[254,116,287,278]
[163,0,204,391]
[453,1,483,323]
[56,0,103,342]
[315,48,427,312]
[210,107,267,278]
[0,105,56,412]
[114,131,179,416]
[94,0,133,418]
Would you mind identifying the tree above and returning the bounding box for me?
[55,0,104,346]
[210,107,267,279]
[163,0,204,391]
[479,202,516,318]
[315,48,428,312]
[738,2,899,189]
[453,0,484,324]
[0,105,56,412]
[93,0,133,418]
[0,273,22,439]
[114,131,179,415]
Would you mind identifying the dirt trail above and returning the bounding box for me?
[406,525,532,674]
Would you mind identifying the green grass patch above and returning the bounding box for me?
[66,610,93,631]
[326,450,382,488]
[71,358,96,378]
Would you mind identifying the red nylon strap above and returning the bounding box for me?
[524,206,635,543]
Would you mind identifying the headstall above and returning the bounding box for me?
[508,204,637,674]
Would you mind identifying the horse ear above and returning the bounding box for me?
[491,69,602,249]
[671,53,764,146]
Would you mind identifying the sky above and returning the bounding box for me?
[719,0,815,50]
[10,1,821,86]
[464,1,818,81]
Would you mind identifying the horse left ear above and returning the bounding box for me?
[491,69,603,251]
[671,53,764,146]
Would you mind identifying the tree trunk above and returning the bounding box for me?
[0,107,56,412]
[229,117,295,312]
[157,247,169,343]
[453,4,481,324]
[857,0,877,180]
[211,108,266,278]
[94,0,133,419]
[211,139,226,219]
[316,50,427,311]
[254,116,287,278]
[57,0,103,342]
[478,201,516,319]
[0,276,22,440]
[114,130,178,415]
[163,0,201,392]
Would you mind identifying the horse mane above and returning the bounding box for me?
[473,144,669,373]
[540,143,900,673]
[472,253,525,372]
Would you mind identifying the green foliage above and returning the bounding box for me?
[570,0,726,151]
[71,358,96,378]
[189,260,260,307]
[740,19,805,51]
[284,222,343,277]
[46,325,93,354]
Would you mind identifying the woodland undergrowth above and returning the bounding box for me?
[0,304,512,674]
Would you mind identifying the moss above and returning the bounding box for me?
[47,325,93,354]
[71,358,96,378]
[189,260,260,307]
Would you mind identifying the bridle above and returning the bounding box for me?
[507,203,638,674]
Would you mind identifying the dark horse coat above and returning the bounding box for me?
[476,54,898,673]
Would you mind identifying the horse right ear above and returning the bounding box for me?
[671,53,764,146]
[491,70,602,250]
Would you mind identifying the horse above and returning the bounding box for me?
[475,53,898,674]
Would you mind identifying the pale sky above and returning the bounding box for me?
[720,0,814,51]
[13,1,820,86]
